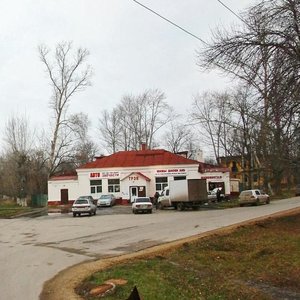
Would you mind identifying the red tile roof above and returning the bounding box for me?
[78,149,199,169]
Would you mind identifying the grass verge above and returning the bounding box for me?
[77,212,300,300]
[0,202,32,218]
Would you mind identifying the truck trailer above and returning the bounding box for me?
[157,179,208,211]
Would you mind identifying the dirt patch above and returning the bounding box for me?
[39,207,300,300]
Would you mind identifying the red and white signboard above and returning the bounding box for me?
[155,168,186,176]
[90,172,120,178]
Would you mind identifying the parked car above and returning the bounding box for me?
[207,187,225,202]
[97,194,116,207]
[73,195,97,205]
[239,189,270,206]
[72,196,97,217]
[132,197,153,214]
[295,184,300,196]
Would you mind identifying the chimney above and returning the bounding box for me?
[141,143,147,151]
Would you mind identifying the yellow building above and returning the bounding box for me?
[219,156,264,192]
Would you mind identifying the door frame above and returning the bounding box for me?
[60,189,69,205]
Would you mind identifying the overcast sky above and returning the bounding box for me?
[0,0,255,155]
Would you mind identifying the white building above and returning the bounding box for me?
[48,148,230,205]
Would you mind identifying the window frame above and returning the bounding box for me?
[155,177,168,191]
[108,179,120,193]
[90,179,102,194]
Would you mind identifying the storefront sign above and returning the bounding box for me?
[201,175,222,179]
[90,172,120,178]
[155,168,186,176]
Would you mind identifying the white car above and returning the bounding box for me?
[239,189,270,206]
[207,187,225,202]
[97,194,116,207]
[132,197,153,214]
[72,196,97,217]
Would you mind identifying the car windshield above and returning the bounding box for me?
[75,199,88,204]
[135,198,150,203]
[100,195,111,199]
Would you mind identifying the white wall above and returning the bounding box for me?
[48,163,231,203]
[48,180,79,203]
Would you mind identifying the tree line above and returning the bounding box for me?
[0,0,299,200]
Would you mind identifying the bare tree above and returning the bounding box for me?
[196,0,300,193]
[38,41,93,176]
[98,109,123,153]
[191,91,232,163]
[1,115,48,199]
[143,89,172,148]
[70,113,98,166]
[163,120,193,153]
[99,89,172,152]
[2,115,35,199]
[4,114,36,154]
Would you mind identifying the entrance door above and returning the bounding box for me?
[130,186,138,203]
[130,186,147,202]
[60,189,69,205]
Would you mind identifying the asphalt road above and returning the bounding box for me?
[0,197,300,300]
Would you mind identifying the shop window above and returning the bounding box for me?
[108,179,120,193]
[90,180,102,194]
[174,176,186,181]
[155,177,168,191]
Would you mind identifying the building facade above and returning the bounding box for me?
[48,148,230,205]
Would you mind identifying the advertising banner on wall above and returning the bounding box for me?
[155,168,187,176]
[90,171,120,178]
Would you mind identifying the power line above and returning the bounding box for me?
[216,0,250,27]
[132,0,208,45]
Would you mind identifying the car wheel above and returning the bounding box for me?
[78,213,81,217]
[132,210,136,214]
[73,212,76,217]
[149,209,152,214]
[94,210,96,215]
[239,204,244,207]
[266,198,270,204]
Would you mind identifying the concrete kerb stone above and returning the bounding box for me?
[8,207,48,219]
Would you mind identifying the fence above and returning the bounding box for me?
[31,194,48,207]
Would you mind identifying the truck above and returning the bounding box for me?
[157,179,208,211]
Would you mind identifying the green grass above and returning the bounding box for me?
[77,213,300,300]
[0,201,32,218]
